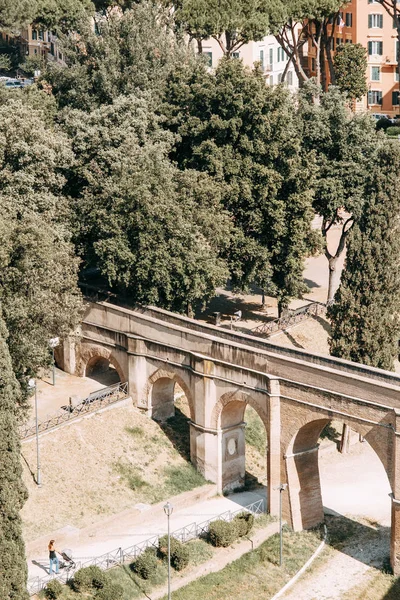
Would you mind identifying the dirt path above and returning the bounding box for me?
[280,524,389,600]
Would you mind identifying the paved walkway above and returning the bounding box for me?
[27,487,266,581]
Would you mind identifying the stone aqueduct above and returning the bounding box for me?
[58,300,400,573]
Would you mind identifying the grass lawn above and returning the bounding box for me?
[157,527,322,600]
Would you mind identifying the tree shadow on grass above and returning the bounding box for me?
[158,407,191,462]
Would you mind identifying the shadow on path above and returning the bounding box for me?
[324,510,390,570]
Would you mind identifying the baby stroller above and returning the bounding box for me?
[60,549,76,571]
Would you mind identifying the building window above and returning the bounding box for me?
[336,37,343,47]
[259,49,264,67]
[287,70,293,86]
[368,14,383,28]
[345,39,353,43]
[277,47,285,62]
[32,29,37,40]
[269,75,273,86]
[393,91,399,105]
[38,30,44,40]
[312,57,316,71]
[371,66,381,81]
[50,42,54,55]
[278,73,283,83]
[368,40,383,55]
[395,70,399,82]
[368,90,383,104]
[204,52,212,67]
[269,47,273,67]
[58,51,62,60]
[345,13,352,27]
[232,52,240,59]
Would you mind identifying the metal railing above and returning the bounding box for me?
[252,302,327,338]
[19,382,129,440]
[27,498,265,596]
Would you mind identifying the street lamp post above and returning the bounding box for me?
[274,483,287,566]
[28,378,41,487]
[49,337,60,386]
[163,502,173,600]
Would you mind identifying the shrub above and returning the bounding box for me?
[208,519,238,547]
[386,126,400,136]
[72,565,107,592]
[44,579,63,599]
[376,117,392,131]
[234,512,255,537]
[158,535,190,571]
[132,547,158,579]
[96,583,124,600]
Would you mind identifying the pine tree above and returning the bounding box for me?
[0,311,29,600]
[328,143,400,371]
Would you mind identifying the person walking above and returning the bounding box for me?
[48,540,60,575]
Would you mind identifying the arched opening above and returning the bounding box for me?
[85,355,121,386]
[218,395,268,494]
[287,418,392,574]
[149,374,193,463]
[244,405,267,490]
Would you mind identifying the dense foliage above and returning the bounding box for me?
[329,144,400,370]
[163,58,318,312]
[334,43,368,102]
[0,314,29,599]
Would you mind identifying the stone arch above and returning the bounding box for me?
[145,368,194,422]
[77,344,126,383]
[210,390,268,431]
[212,390,269,493]
[284,414,393,532]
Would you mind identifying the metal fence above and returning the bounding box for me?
[27,498,265,596]
[252,302,327,338]
[19,381,129,440]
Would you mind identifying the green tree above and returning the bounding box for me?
[45,3,190,111]
[19,54,46,77]
[270,0,349,89]
[0,53,11,71]
[64,94,230,313]
[328,143,400,370]
[172,0,273,56]
[299,83,378,303]
[0,98,81,393]
[0,311,29,600]
[333,43,368,103]
[32,0,94,32]
[0,0,34,29]
[162,58,318,313]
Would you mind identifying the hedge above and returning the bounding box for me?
[44,579,63,599]
[132,547,159,579]
[234,512,254,537]
[158,535,189,571]
[72,565,107,592]
[208,519,238,547]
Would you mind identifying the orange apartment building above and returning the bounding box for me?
[307,0,399,115]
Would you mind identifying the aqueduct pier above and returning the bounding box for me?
[58,300,400,573]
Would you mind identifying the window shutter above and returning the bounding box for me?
[379,14,383,28]
[379,41,383,54]
[368,41,372,54]
[368,14,372,28]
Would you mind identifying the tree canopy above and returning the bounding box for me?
[334,43,368,102]
[328,143,400,371]
[0,96,81,395]
[299,83,378,302]
[162,58,318,311]
[172,0,274,55]
[64,94,230,313]
[45,3,190,111]
[0,312,29,600]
